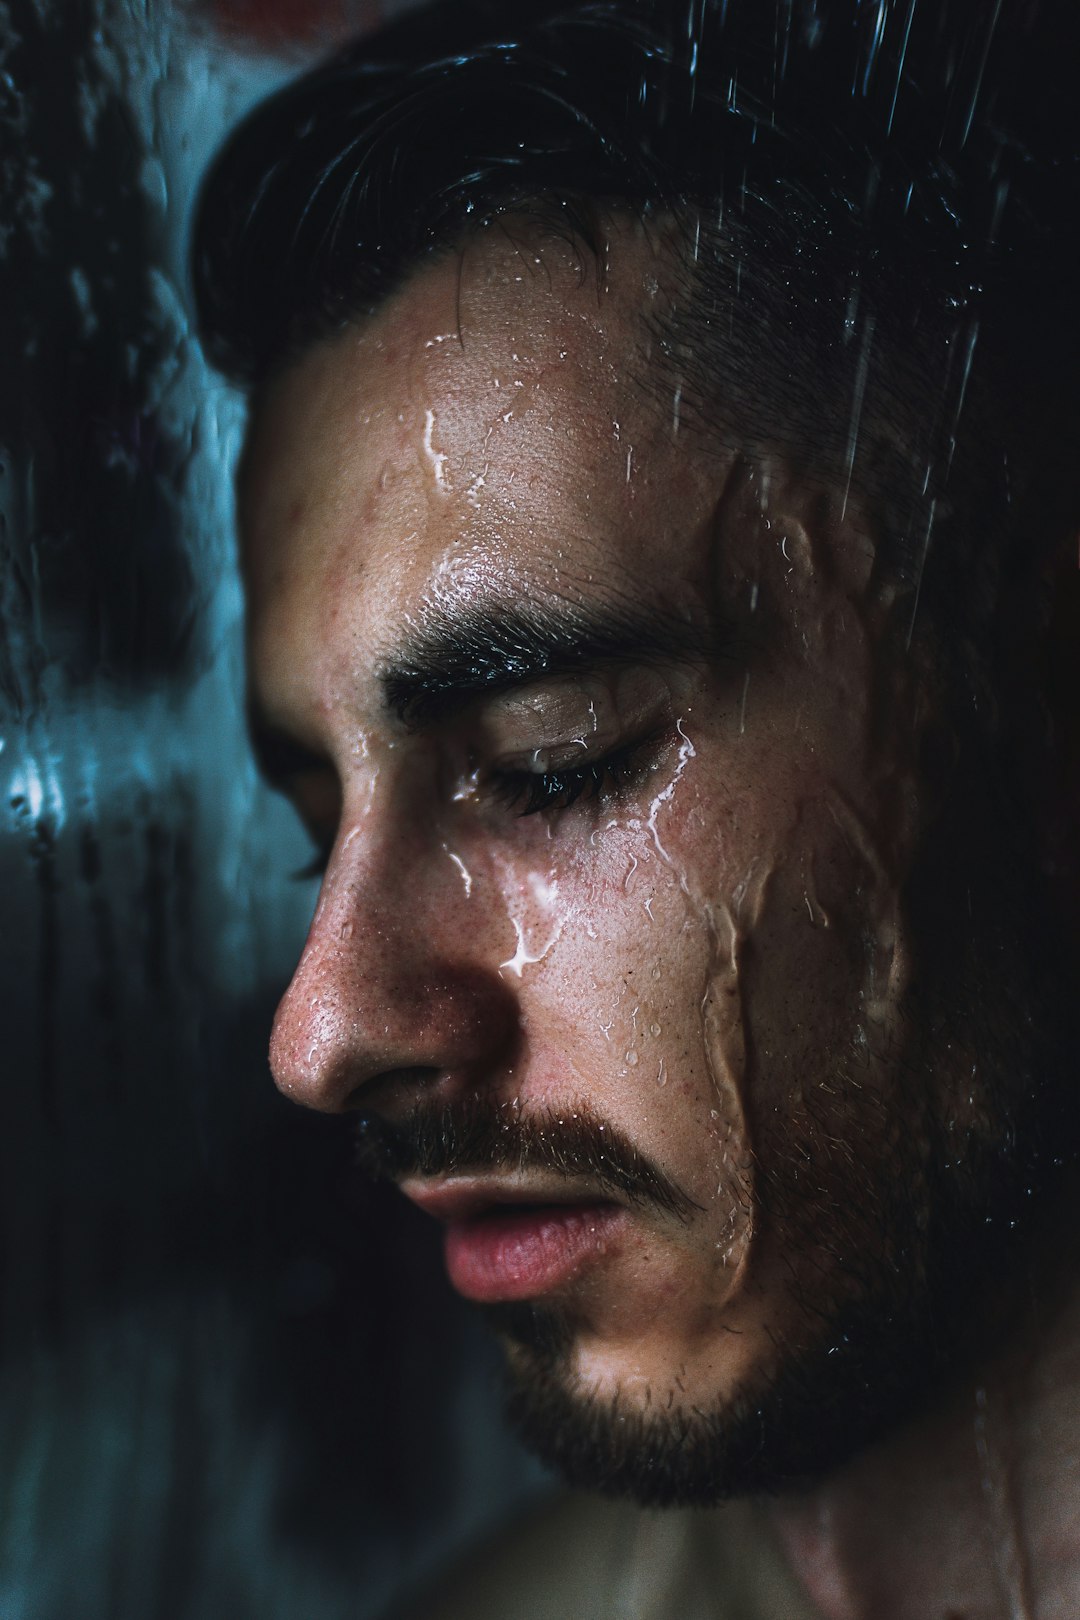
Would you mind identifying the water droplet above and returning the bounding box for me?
[625,1050,639,1067]
[649,1022,661,1037]
[650,964,662,981]
[656,1059,667,1087]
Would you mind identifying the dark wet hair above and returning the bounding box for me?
[193,0,1079,604]
[193,2,1071,366]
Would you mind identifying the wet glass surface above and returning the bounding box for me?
[0,4,543,1616]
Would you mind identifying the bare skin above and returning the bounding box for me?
[769,1261,1080,1619]
[240,217,1080,1618]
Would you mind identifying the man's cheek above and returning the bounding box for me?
[567,820,762,1237]
[510,833,694,1075]
[731,791,911,1125]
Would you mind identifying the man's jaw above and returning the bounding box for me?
[400,1173,630,1302]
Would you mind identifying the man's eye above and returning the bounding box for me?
[292,843,334,882]
[490,744,644,817]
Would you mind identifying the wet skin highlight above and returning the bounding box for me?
[240,217,943,1441]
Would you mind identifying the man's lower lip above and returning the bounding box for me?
[443,1202,626,1302]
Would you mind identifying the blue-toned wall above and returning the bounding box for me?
[0,4,544,1615]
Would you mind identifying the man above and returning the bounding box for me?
[194,1,1080,1613]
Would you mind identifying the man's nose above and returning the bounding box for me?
[269,824,518,1114]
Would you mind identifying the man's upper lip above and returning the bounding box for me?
[399,1174,619,1224]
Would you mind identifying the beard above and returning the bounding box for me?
[485,1066,1071,1509]
[355,796,1080,1510]
[485,1091,1038,1508]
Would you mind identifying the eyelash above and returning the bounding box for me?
[291,735,657,878]
[490,743,644,817]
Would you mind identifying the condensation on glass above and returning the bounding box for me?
[0,4,539,1617]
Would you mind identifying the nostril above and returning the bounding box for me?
[345,1065,444,1116]
[270,953,520,1115]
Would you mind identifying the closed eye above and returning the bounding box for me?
[489,740,653,817]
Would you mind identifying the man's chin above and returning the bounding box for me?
[484,1293,956,1510]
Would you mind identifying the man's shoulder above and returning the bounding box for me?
[389,1490,821,1620]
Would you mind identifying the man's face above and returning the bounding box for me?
[241,219,1036,1501]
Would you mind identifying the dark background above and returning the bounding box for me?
[0,3,544,1615]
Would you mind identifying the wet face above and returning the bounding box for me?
[241,219,1044,1503]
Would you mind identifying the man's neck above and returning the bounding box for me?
[767,1251,1080,1619]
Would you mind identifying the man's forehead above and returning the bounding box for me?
[239,221,709,622]
[270,216,684,419]
[245,211,675,462]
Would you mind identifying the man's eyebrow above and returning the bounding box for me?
[379,599,725,730]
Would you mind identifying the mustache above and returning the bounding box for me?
[354,1095,699,1224]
